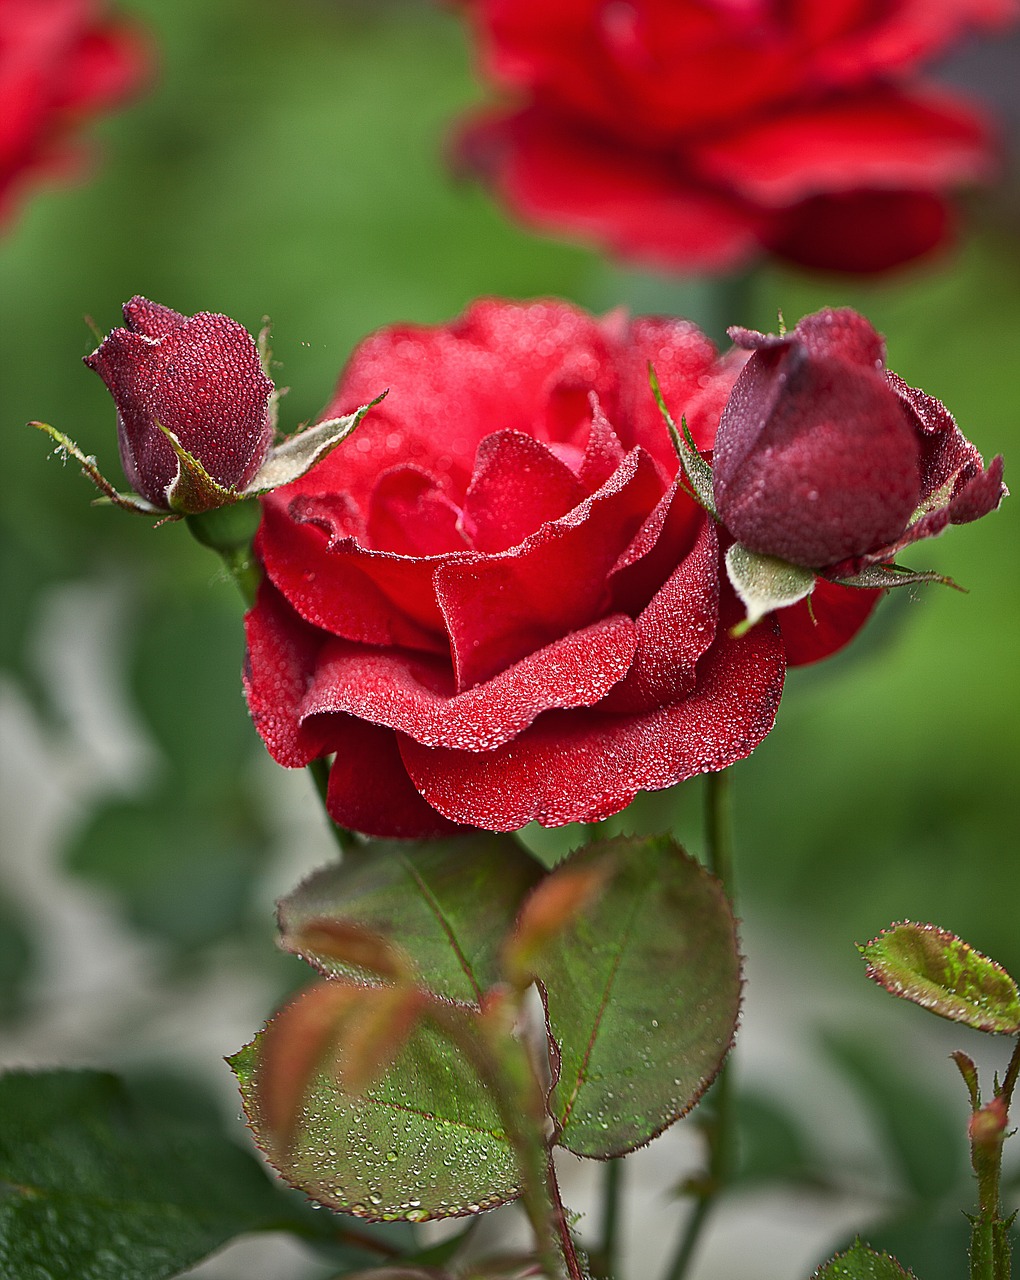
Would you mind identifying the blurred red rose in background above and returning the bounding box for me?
[456,0,1017,274]
[0,0,149,225]
[243,300,877,838]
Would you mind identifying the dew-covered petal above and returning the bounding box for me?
[323,718,465,838]
[600,519,719,713]
[244,581,336,768]
[301,614,637,752]
[366,466,469,556]
[258,491,451,653]
[460,430,588,552]
[435,447,663,689]
[399,623,785,830]
[774,578,883,667]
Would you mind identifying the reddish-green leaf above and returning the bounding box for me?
[230,992,521,1222]
[535,834,741,1158]
[859,922,1020,1033]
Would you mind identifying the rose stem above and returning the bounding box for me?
[661,769,737,1280]
[970,1035,1020,1280]
[591,1155,624,1278]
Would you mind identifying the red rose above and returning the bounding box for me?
[0,0,149,225]
[84,296,275,513]
[712,309,1005,573]
[456,0,1016,274]
[243,300,875,838]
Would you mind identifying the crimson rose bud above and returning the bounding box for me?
[712,309,1005,572]
[84,296,274,513]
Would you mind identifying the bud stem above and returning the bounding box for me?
[968,1036,1018,1280]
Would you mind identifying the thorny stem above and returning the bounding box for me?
[969,1036,1020,1280]
[662,770,737,1280]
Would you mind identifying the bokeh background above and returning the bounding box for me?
[1,2,1018,1277]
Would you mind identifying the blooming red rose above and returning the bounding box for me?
[712,308,1005,574]
[456,0,1016,274]
[243,300,877,838]
[0,0,149,225]
[84,296,275,513]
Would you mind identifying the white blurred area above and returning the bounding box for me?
[0,574,1014,1280]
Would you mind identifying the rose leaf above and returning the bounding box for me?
[536,833,741,1158]
[0,1069,312,1280]
[230,994,521,1222]
[279,834,545,1006]
[812,1238,920,1279]
[859,922,1020,1034]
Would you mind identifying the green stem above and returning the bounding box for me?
[968,1036,1019,1280]
[661,770,737,1280]
[593,1157,623,1279]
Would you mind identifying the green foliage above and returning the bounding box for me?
[814,1238,919,1279]
[539,834,741,1157]
[0,1069,312,1280]
[230,1011,523,1222]
[279,835,545,1004]
[859,923,1020,1034]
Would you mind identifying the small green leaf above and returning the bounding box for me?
[30,421,162,515]
[537,834,741,1158]
[725,543,816,631]
[859,922,1020,1034]
[279,835,544,1005]
[648,368,717,517]
[231,995,521,1222]
[0,1070,303,1280]
[813,1239,919,1279]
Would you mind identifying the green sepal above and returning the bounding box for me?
[725,542,816,632]
[859,921,1020,1034]
[159,421,239,514]
[30,421,163,516]
[248,395,385,494]
[648,366,717,517]
[832,562,963,592]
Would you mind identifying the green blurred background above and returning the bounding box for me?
[1,1,1018,1275]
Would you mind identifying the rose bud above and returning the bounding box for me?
[35,297,377,524]
[82,296,275,514]
[711,309,1005,586]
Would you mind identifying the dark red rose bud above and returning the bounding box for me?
[712,308,1004,571]
[84,296,274,513]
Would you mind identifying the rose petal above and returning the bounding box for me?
[243,581,336,768]
[301,613,637,750]
[600,519,720,713]
[461,430,588,552]
[400,622,785,830]
[259,492,451,653]
[694,88,995,206]
[323,718,464,838]
[435,446,663,689]
[457,106,767,273]
[366,466,469,556]
[775,579,883,667]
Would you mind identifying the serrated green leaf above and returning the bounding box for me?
[537,834,741,1158]
[726,543,816,630]
[813,1239,919,1279]
[279,835,544,1005]
[859,922,1020,1034]
[231,995,521,1222]
[0,1070,303,1280]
